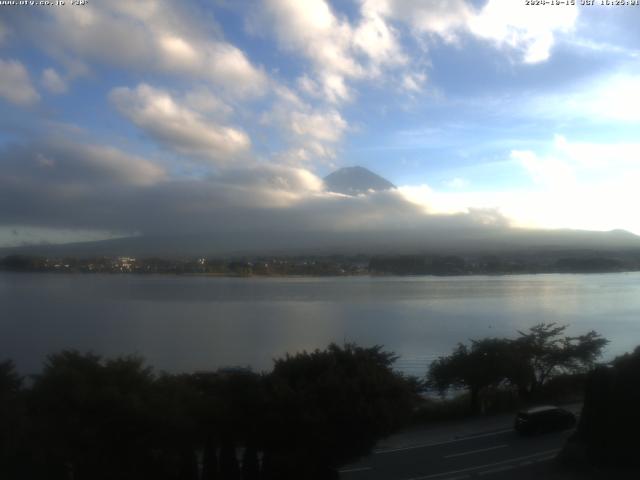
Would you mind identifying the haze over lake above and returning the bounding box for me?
[2,272,639,376]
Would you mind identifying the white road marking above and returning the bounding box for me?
[375,429,513,454]
[405,448,560,480]
[533,454,556,463]
[339,466,372,474]
[478,465,514,476]
[444,444,508,459]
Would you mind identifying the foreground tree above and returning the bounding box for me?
[0,344,421,479]
[0,360,26,479]
[28,351,166,480]
[428,338,512,413]
[563,345,640,468]
[428,324,608,411]
[513,323,608,396]
[186,369,265,480]
[262,343,419,479]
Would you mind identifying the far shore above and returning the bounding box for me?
[2,269,639,278]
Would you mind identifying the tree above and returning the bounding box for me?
[0,254,46,271]
[28,351,163,480]
[262,343,419,479]
[513,323,608,396]
[0,360,26,479]
[186,369,266,479]
[564,345,640,468]
[0,359,22,395]
[0,344,422,479]
[427,324,608,411]
[428,338,512,413]
[241,445,260,480]
[148,373,202,480]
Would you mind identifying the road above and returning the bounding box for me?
[339,411,578,480]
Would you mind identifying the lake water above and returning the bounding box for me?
[1,272,639,376]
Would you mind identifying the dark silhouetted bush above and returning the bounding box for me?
[567,346,640,468]
[262,343,419,478]
[0,343,417,479]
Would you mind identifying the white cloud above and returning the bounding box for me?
[262,0,357,74]
[402,71,427,93]
[288,110,347,143]
[257,0,408,103]
[183,88,232,117]
[355,0,408,69]
[41,68,67,94]
[263,87,349,164]
[24,2,267,98]
[243,0,417,168]
[554,135,640,169]
[76,144,167,187]
[0,58,40,106]
[157,34,200,70]
[444,177,469,189]
[572,73,640,123]
[511,149,576,190]
[110,84,251,164]
[520,71,640,125]
[514,136,640,232]
[157,36,268,98]
[368,0,577,64]
[213,164,326,207]
[399,135,640,235]
[468,0,578,63]
[372,0,472,42]
[259,0,360,102]
[1,139,166,188]
[202,42,268,97]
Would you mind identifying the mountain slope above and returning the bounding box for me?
[324,166,396,195]
[3,226,640,258]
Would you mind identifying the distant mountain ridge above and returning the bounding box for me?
[3,227,640,259]
[324,166,396,195]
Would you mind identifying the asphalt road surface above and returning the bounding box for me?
[339,419,575,480]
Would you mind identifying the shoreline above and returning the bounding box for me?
[1,269,639,278]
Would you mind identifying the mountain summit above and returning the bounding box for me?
[324,166,396,195]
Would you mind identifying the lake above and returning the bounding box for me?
[1,272,639,376]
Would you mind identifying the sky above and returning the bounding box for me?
[1,0,640,249]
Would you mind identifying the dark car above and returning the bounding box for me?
[514,405,577,435]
